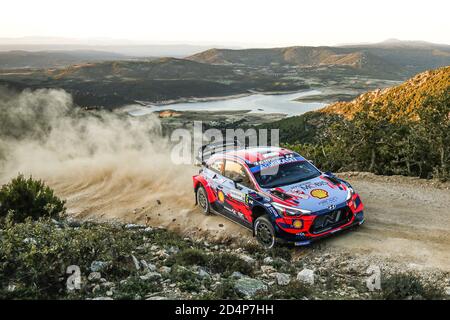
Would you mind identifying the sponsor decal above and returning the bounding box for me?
[217,190,225,202]
[251,155,304,172]
[310,189,329,199]
[297,180,329,191]
[229,189,246,202]
[318,196,338,206]
[287,187,310,199]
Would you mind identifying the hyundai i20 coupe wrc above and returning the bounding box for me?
[193,144,364,248]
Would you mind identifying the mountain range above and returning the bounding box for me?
[188,41,450,78]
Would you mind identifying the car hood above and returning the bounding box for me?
[263,175,349,213]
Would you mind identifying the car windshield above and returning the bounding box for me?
[253,160,321,189]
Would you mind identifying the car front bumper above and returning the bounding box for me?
[276,211,364,246]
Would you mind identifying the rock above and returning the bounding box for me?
[140,272,162,281]
[67,219,81,228]
[131,255,141,270]
[167,246,179,254]
[273,272,291,286]
[231,271,245,279]
[234,277,268,298]
[23,237,37,245]
[198,268,210,279]
[297,269,315,285]
[88,272,101,282]
[160,266,171,274]
[140,260,156,272]
[146,296,168,300]
[90,261,108,272]
[101,281,115,288]
[144,227,153,232]
[92,297,113,300]
[239,254,256,265]
[156,250,169,258]
[261,265,276,274]
[106,290,113,296]
[92,284,101,293]
[263,257,273,264]
[445,287,450,296]
[125,223,144,229]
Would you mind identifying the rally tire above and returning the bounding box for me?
[196,185,211,215]
[254,215,276,249]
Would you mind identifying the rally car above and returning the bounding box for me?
[193,144,364,248]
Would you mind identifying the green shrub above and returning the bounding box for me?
[208,279,240,299]
[168,248,208,267]
[0,219,144,299]
[380,273,444,300]
[208,253,253,276]
[0,174,65,223]
[115,276,159,300]
[253,280,312,300]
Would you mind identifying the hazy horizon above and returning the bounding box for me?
[1,0,449,48]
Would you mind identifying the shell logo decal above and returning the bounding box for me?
[217,190,225,202]
[310,189,329,199]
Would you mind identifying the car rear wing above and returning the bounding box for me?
[195,140,242,164]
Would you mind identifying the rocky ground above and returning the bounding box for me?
[1,216,449,300]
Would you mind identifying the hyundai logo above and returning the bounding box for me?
[328,204,336,210]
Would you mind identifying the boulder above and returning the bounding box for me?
[297,269,315,285]
[234,277,267,297]
[87,272,101,282]
[273,272,291,286]
[90,261,108,273]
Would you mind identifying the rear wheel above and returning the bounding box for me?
[196,186,211,215]
[254,215,276,249]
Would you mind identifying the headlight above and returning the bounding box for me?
[272,202,311,216]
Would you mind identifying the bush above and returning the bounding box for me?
[255,280,312,300]
[0,219,145,299]
[168,248,208,267]
[0,174,65,223]
[208,253,253,276]
[380,273,444,300]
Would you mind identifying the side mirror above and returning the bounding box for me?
[324,171,334,177]
[232,177,243,189]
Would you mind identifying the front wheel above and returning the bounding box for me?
[254,215,276,249]
[196,185,211,215]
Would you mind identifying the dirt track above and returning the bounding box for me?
[55,167,450,272]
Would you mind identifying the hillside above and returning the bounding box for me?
[188,42,450,78]
[260,67,449,179]
[0,50,128,69]
[49,57,235,80]
[321,66,450,120]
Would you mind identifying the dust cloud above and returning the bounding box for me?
[0,86,243,239]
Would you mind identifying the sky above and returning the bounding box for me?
[1,0,449,47]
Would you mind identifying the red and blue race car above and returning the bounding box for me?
[193,143,364,248]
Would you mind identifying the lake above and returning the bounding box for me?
[129,89,327,117]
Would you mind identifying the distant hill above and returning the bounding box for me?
[0,50,131,69]
[321,66,450,120]
[260,66,450,179]
[188,42,450,78]
[49,57,235,80]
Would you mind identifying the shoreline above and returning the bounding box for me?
[133,88,315,108]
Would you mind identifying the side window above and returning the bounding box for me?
[209,159,224,174]
[224,160,254,189]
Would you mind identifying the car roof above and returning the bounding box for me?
[211,146,301,165]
